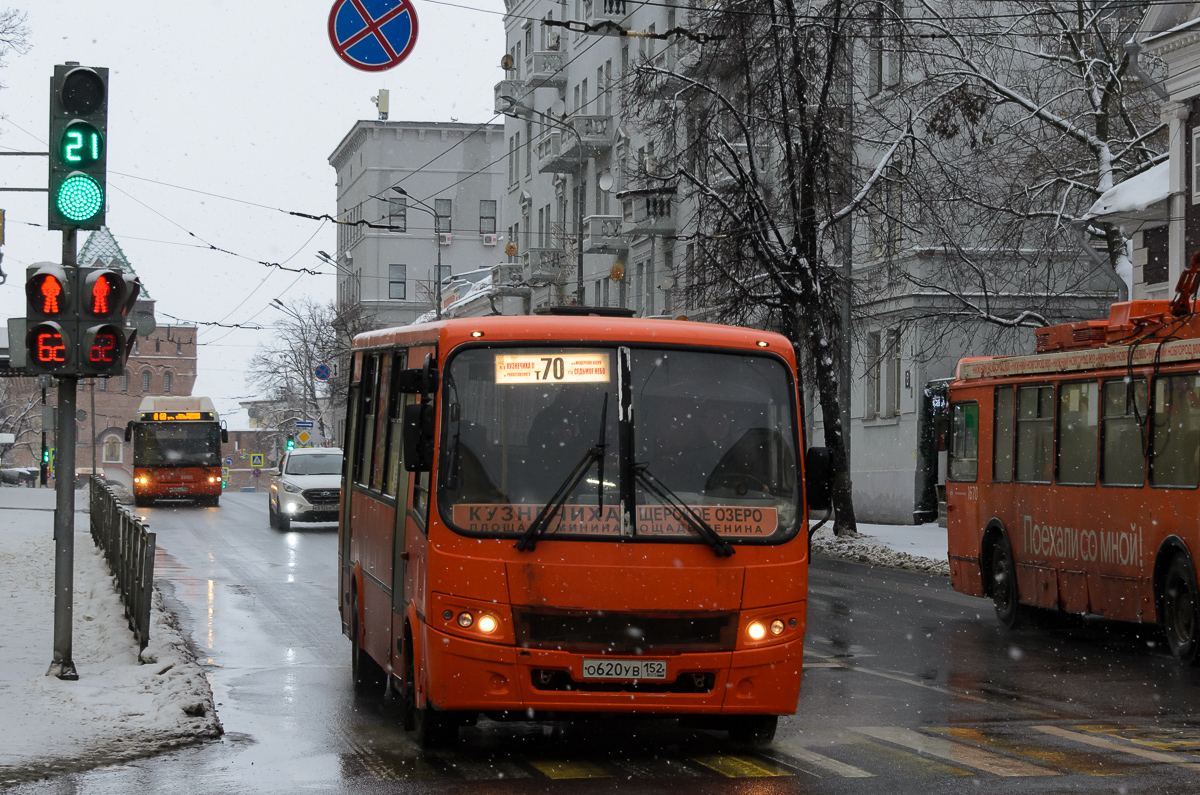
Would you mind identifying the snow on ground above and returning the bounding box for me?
[810,521,950,577]
[0,488,221,785]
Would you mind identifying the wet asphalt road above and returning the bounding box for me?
[11,491,1200,793]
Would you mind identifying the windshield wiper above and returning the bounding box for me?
[634,464,735,558]
[515,394,609,552]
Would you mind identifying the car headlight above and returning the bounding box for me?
[283,481,301,493]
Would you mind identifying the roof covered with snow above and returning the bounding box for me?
[77,227,152,299]
[1084,162,1169,225]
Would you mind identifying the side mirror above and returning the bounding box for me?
[124,421,133,443]
[403,402,435,472]
[804,447,833,512]
[395,354,440,395]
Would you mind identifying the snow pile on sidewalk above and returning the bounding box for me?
[0,503,221,785]
[810,522,950,576]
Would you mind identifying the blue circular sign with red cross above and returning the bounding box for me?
[315,364,332,381]
[328,0,419,72]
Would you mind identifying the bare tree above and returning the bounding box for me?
[0,376,41,465]
[0,8,28,87]
[247,299,369,445]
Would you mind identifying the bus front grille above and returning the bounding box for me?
[513,609,737,653]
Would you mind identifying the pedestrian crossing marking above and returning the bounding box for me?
[426,750,531,780]
[1034,726,1200,770]
[691,754,791,777]
[1073,725,1200,755]
[845,736,974,776]
[763,740,874,777]
[932,727,1119,776]
[527,759,613,779]
[855,726,1057,776]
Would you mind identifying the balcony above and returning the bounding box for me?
[523,247,566,282]
[711,142,767,191]
[584,0,632,33]
[526,50,567,90]
[619,187,676,237]
[583,215,629,254]
[494,79,528,116]
[536,115,615,173]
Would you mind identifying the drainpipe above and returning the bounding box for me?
[1071,219,1129,302]
[1124,40,1168,101]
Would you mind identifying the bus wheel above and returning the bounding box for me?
[990,535,1022,628]
[728,715,777,747]
[350,593,385,695]
[1163,556,1200,665]
[403,632,457,747]
[134,497,149,508]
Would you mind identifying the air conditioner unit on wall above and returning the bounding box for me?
[439,233,452,246]
[482,233,499,246]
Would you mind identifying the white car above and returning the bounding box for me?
[268,448,343,531]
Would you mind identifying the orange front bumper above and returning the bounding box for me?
[420,623,804,716]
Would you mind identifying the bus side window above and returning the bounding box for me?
[1101,379,1147,486]
[1057,381,1098,485]
[948,402,979,481]
[1016,385,1054,483]
[371,354,393,491]
[1151,375,1200,488]
[993,387,1014,482]
[355,355,379,488]
[383,350,408,496]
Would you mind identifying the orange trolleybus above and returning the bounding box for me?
[947,259,1200,664]
[338,310,830,747]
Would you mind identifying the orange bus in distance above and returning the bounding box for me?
[124,396,228,507]
[947,263,1200,664]
[338,310,831,747]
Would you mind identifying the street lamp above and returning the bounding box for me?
[392,187,445,319]
[501,96,585,306]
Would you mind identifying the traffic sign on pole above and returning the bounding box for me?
[295,420,314,429]
[314,364,332,381]
[328,0,419,72]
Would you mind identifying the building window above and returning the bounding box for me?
[865,331,881,419]
[388,196,407,232]
[121,370,129,392]
[176,339,183,355]
[98,377,106,392]
[163,371,172,394]
[435,199,452,233]
[480,200,497,234]
[102,436,122,463]
[1144,226,1169,285]
[155,337,160,353]
[142,371,151,393]
[389,264,407,300]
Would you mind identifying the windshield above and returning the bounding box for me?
[285,453,343,476]
[133,423,222,468]
[438,345,800,544]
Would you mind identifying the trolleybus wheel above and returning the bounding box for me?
[1163,556,1200,665]
[727,715,777,747]
[350,592,385,695]
[990,535,1022,628]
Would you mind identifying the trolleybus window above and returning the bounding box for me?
[948,401,978,481]
[1056,381,1098,485]
[355,354,378,487]
[1016,385,1054,483]
[1101,378,1147,486]
[993,386,1015,482]
[438,345,801,542]
[1151,375,1200,488]
[371,354,392,492]
[382,351,408,496]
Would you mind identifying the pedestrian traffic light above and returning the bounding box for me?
[286,435,295,451]
[78,267,128,376]
[25,264,73,374]
[48,63,108,230]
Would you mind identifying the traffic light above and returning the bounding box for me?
[286,435,295,451]
[25,264,73,373]
[48,63,108,231]
[78,267,129,376]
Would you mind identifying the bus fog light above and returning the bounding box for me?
[478,615,497,633]
[457,612,474,628]
[770,620,785,635]
[747,621,766,640]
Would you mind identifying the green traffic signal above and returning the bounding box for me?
[286,435,295,451]
[43,450,50,464]
[56,173,104,223]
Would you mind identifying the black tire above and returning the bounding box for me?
[268,502,278,529]
[414,706,458,748]
[350,593,385,695]
[278,512,291,532]
[990,534,1022,628]
[1163,555,1200,665]
[728,715,777,747]
[134,496,149,508]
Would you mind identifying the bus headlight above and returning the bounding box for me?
[457,612,474,628]
[747,621,766,640]
[770,619,785,635]
[477,615,497,634]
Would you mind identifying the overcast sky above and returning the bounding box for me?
[0,0,504,422]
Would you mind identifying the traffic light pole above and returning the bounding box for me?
[47,228,78,681]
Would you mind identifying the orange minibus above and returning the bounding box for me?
[947,284,1200,664]
[338,311,830,747]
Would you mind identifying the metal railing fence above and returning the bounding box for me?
[89,477,156,651]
